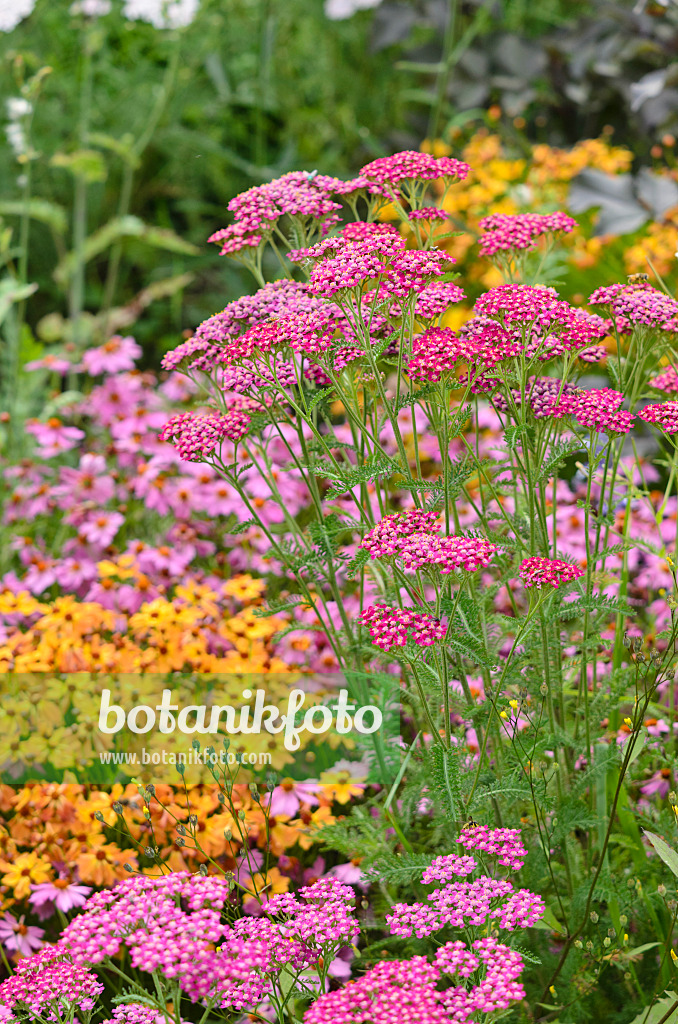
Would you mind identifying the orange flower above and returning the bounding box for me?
[76,842,138,887]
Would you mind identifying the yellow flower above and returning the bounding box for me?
[0,851,52,899]
[223,575,266,603]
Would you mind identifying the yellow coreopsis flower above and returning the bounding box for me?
[0,851,52,899]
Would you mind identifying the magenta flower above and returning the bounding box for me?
[518,556,584,590]
[0,912,44,956]
[80,335,142,375]
[29,880,92,917]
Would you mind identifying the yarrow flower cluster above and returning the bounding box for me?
[0,945,104,1019]
[358,605,446,651]
[360,509,441,557]
[387,828,542,941]
[359,151,471,188]
[478,212,577,258]
[588,281,678,333]
[518,556,584,590]
[457,824,527,869]
[649,366,678,393]
[359,512,497,575]
[304,938,527,1024]
[159,408,251,460]
[188,877,359,1010]
[638,401,678,435]
[208,171,350,255]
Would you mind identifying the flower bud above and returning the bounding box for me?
[670,791,677,806]
[619,915,628,926]
[540,684,548,696]
[603,937,611,947]
[590,911,599,923]
[574,939,583,949]
[658,884,667,897]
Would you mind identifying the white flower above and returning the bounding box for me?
[6,98,32,120]
[122,0,199,29]
[0,0,36,33]
[70,0,112,15]
[6,122,28,158]
[324,0,382,19]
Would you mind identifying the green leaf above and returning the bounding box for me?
[345,546,371,580]
[0,199,68,235]
[627,992,678,1024]
[365,851,434,884]
[536,438,584,484]
[87,131,139,168]
[448,402,472,439]
[51,148,107,183]
[307,386,335,411]
[54,215,198,284]
[0,278,38,326]
[643,830,678,880]
[431,745,463,822]
[534,903,564,933]
[229,518,257,535]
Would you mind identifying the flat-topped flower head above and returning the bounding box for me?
[473,283,560,323]
[359,604,446,651]
[478,212,577,257]
[638,400,678,434]
[518,556,584,590]
[468,286,608,363]
[0,945,104,1018]
[360,509,441,558]
[422,854,478,883]
[397,534,498,575]
[308,236,406,297]
[304,957,451,1024]
[209,171,345,256]
[573,387,635,434]
[492,376,579,419]
[409,206,448,221]
[406,326,488,382]
[458,824,527,869]
[381,249,456,300]
[588,281,678,333]
[159,408,251,460]
[359,150,471,186]
[649,366,678,393]
[412,280,466,320]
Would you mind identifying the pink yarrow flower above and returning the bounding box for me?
[478,212,577,257]
[518,556,584,590]
[358,604,446,651]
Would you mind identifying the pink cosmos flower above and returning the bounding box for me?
[23,354,73,375]
[54,453,116,506]
[80,335,142,375]
[29,881,92,919]
[265,781,320,817]
[26,418,85,458]
[640,768,673,799]
[76,511,125,548]
[0,913,44,956]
